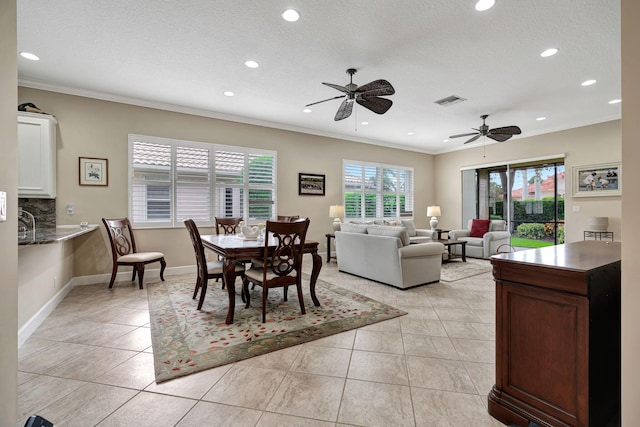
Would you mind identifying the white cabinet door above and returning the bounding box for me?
[18,112,57,198]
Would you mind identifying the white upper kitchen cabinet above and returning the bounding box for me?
[18,112,57,198]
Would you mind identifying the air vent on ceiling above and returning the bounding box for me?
[434,95,467,107]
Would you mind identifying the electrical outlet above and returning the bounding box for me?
[0,191,6,222]
[66,203,74,215]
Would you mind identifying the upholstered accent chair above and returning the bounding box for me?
[448,219,511,259]
[102,217,166,289]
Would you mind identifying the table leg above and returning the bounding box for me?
[461,243,467,262]
[223,258,237,324]
[309,251,322,306]
[326,234,331,263]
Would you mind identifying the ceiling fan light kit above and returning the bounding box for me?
[306,68,395,121]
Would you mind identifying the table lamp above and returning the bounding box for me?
[329,205,344,231]
[427,205,441,230]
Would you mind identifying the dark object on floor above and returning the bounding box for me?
[24,415,54,427]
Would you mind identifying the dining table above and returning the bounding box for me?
[200,233,322,324]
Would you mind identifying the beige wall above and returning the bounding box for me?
[433,120,622,243]
[1,0,19,424]
[621,0,639,423]
[17,87,435,277]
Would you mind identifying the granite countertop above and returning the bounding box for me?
[18,225,99,245]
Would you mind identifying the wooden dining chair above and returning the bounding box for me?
[215,217,242,235]
[184,219,246,310]
[102,217,166,289]
[242,218,310,323]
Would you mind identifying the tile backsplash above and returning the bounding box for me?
[18,198,56,228]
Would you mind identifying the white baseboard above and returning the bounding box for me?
[72,265,195,286]
[18,265,196,348]
[18,279,74,348]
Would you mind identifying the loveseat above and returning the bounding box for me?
[335,223,445,289]
[448,219,511,259]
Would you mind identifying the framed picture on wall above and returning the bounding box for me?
[572,162,621,197]
[298,173,325,196]
[79,157,109,186]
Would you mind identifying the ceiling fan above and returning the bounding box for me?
[306,68,395,121]
[449,114,522,144]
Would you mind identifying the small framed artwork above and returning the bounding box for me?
[298,173,325,196]
[79,157,109,186]
[572,162,621,197]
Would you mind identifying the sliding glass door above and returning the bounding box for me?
[470,161,565,248]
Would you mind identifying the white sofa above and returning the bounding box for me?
[335,224,445,289]
[448,219,511,259]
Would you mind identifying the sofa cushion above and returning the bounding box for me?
[459,236,484,247]
[470,219,491,237]
[401,219,417,237]
[367,225,410,246]
[340,222,369,233]
[490,220,507,231]
[409,235,433,244]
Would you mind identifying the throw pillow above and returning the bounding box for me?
[401,219,417,237]
[470,219,491,238]
[384,220,400,226]
[367,225,410,246]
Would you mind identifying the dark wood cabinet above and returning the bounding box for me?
[489,241,620,427]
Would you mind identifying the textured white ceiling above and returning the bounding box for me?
[17,0,621,154]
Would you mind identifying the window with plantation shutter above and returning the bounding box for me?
[129,134,276,227]
[343,160,414,221]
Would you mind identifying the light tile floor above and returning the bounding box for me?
[18,259,503,427]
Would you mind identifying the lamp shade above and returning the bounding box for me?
[427,206,441,217]
[329,205,344,218]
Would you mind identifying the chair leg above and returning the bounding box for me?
[262,288,268,323]
[108,265,118,288]
[131,268,137,282]
[197,277,208,310]
[283,286,288,301]
[136,265,145,289]
[296,280,306,315]
[242,276,251,308]
[159,258,166,281]
[192,275,202,299]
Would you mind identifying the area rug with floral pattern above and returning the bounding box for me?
[147,276,406,383]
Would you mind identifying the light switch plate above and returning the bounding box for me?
[0,191,6,222]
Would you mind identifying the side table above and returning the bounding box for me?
[325,233,336,263]
[436,229,450,240]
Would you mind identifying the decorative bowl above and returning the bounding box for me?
[241,225,260,239]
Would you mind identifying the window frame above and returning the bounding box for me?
[342,159,414,222]
[128,134,277,228]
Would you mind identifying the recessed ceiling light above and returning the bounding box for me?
[475,0,495,11]
[540,48,559,58]
[281,9,300,22]
[303,108,312,113]
[609,99,622,104]
[581,79,597,86]
[19,51,39,61]
[361,121,369,125]
[223,91,235,97]
[407,132,414,136]
[244,60,259,68]
[443,139,450,142]
[536,117,547,121]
